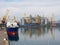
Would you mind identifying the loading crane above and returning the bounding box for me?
[50,13,56,27]
[1,9,9,23]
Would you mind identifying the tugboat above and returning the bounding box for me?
[6,16,19,41]
[1,9,19,41]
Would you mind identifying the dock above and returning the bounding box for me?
[0,27,10,45]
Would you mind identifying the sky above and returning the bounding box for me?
[0,0,60,21]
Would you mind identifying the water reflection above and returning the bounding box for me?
[10,27,60,45]
[20,27,55,40]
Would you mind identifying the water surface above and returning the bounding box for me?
[10,27,60,45]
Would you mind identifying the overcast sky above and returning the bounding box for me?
[0,0,60,21]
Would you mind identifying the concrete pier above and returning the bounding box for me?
[0,27,9,45]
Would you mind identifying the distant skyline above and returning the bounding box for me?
[0,0,60,21]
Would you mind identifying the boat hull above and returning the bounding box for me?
[7,27,19,41]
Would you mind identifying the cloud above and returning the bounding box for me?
[0,1,60,20]
[0,0,60,2]
[0,1,60,8]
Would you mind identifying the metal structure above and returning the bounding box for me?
[20,15,49,27]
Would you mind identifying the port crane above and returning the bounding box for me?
[50,13,56,27]
[1,9,9,23]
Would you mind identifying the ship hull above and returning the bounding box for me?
[7,27,19,41]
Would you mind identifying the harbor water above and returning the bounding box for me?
[10,27,60,45]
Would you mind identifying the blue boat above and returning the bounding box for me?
[6,21,19,41]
